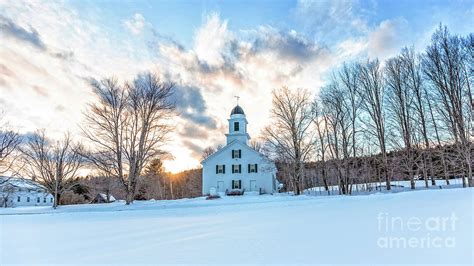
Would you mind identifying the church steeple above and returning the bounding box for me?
[225,103,250,145]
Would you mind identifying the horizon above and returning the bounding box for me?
[1,0,473,173]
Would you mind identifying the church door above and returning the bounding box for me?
[217,181,224,192]
[250,180,257,191]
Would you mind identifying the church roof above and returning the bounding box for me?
[200,139,275,166]
[230,105,245,115]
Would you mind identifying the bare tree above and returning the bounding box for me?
[422,25,473,187]
[201,147,216,161]
[385,55,417,189]
[20,131,83,208]
[339,63,361,158]
[357,59,391,190]
[320,81,352,194]
[311,99,329,192]
[82,73,176,204]
[263,87,314,195]
[0,120,22,180]
[399,47,438,186]
[249,139,265,153]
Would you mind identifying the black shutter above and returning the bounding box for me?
[216,165,218,174]
[239,180,241,189]
[239,164,241,173]
[238,149,241,158]
[255,164,258,173]
[248,164,250,173]
[232,150,234,158]
[223,165,225,174]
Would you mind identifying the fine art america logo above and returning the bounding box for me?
[377,212,458,249]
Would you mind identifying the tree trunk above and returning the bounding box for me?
[294,162,302,195]
[170,180,174,199]
[428,153,436,186]
[53,193,61,209]
[441,151,450,185]
[125,191,134,205]
[383,156,391,191]
[466,157,473,187]
[422,156,429,189]
[321,166,329,192]
[466,149,473,187]
[410,168,416,190]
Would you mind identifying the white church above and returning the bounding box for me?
[201,104,279,195]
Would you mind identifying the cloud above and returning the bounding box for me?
[0,14,77,64]
[250,27,326,63]
[31,85,49,97]
[172,85,217,129]
[55,105,65,112]
[0,64,15,77]
[182,140,205,158]
[336,38,368,59]
[123,13,146,35]
[0,1,155,140]
[52,50,75,61]
[368,18,409,60]
[293,0,372,43]
[0,15,46,50]
[179,125,209,139]
[194,13,232,66]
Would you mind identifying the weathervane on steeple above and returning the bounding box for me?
[234,95,240,105]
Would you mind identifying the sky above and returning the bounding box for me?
[0,0,473,173]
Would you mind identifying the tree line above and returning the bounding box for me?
[263,25,472,195]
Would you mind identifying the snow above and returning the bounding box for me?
[1,188,473,265]
[98,193,116,202]
[0,176,43,190]
[305,178,468,196]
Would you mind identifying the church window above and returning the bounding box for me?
[234,122,239,132]
[216,164,225,174]
[232,149,241,158]
[232,164,241,173]
[248,164,258,173]
[17,196,20,202]
[232,180,241,189]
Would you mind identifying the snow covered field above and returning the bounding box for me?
[305,178,468,196]
[1,188,473,265]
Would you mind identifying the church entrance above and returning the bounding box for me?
[217,181,224,192]
[250,180,257,191]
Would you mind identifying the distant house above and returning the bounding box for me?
[201,104,279,196]
[0,176,54,208]
[90,193,116,204]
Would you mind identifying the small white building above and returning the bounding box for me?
[0,177,54,207]
[201,104,278,195]
[90,193,116,204]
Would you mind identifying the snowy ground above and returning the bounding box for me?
[1,188,473,265]
[305,178,468,196]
